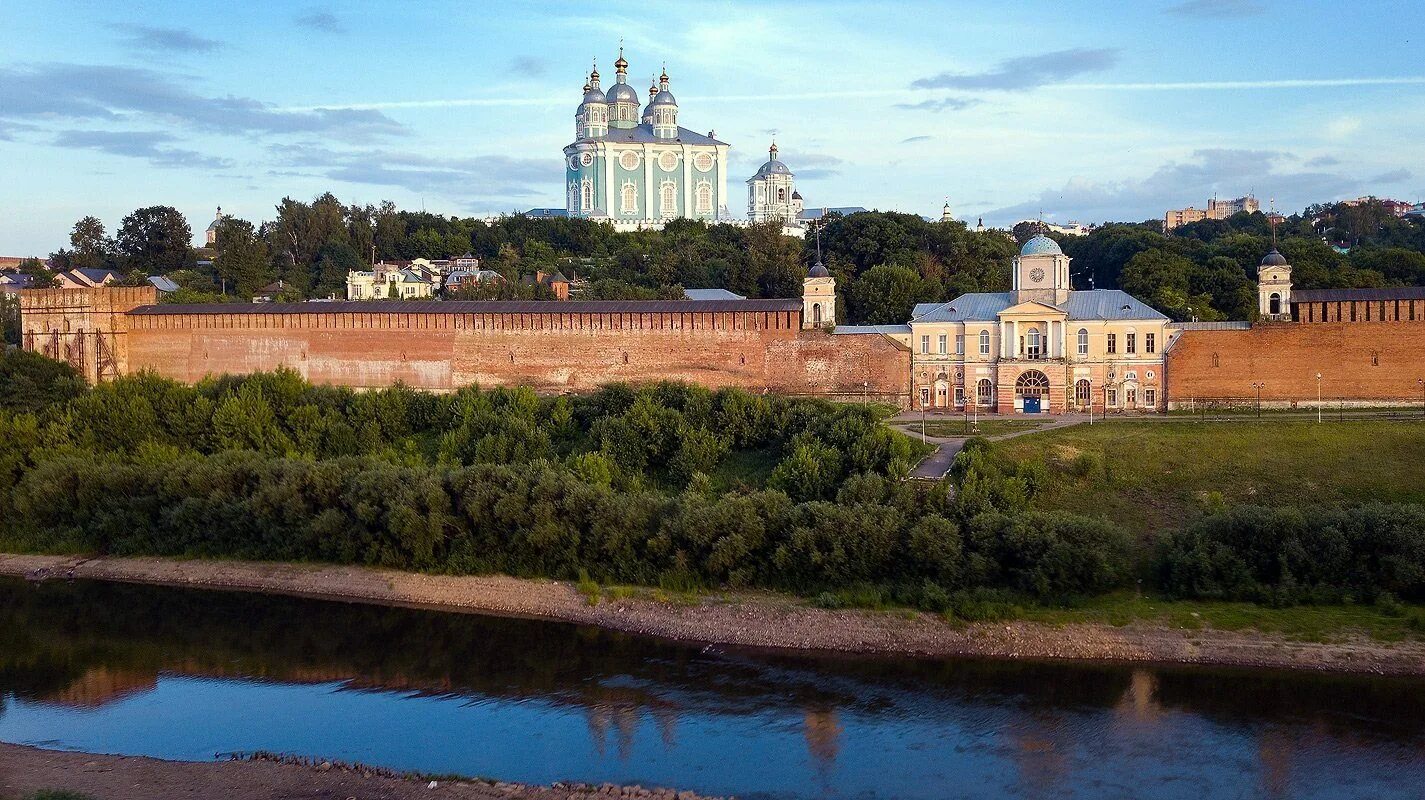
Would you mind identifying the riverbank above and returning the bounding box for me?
[0,744,722,800]
[2,553,1423,676]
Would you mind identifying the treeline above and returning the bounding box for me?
[0,352,1138,609]
[1159,504,1425,605]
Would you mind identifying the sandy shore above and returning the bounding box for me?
[2,553,1423,676]
[0,743,722,800]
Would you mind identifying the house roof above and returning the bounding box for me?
[1292,287,1425,302]
[130,299,803,316]
[797,207,869,221]
[911,290,1169,323]
[147,276,180,292]
[68,267,121,284]
[683,288,746,301]
[831,324,912,335]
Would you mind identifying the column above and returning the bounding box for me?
[643,144,655,221]
[682,144,693,218]
[603,146,615,216]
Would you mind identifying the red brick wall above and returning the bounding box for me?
[18,287,156,381]
[124,307,912,402]
[1167,321,1425,406]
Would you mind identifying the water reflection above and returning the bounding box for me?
[1,578,1423,799]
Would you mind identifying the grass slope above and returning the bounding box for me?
[995,419,1425,538]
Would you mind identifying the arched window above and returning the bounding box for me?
[978,329,990,355]
[813,303,821,326]
[581,179,593,211]
[621,182,638,214]
[1269,292,1281,315]
[976,379,992,405]
[1075,379,1091,406]
[1211,352,1220,367]
[695,183,712,214]
[1077,328,1089,356]
[660,181,677,216]
[1015,370,1050,397]
[1026,327,1042,359]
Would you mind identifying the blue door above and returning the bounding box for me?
[1024,396,1041,414]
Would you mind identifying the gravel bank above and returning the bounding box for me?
[2,553,1422,676]
[0,743,725,800]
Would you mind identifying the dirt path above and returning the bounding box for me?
[0,743,721,800]
[2,554,1423,676]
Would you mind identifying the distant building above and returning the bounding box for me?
[1017,220,1095,237]
[747,143,799,224]
[444,269,504,293]
[54,268,121,289]
[0,273,37,295]
[683,288,746,301]
[797,206,869,224]
[205,207,224,246]
[1341,196,1414,217]
[940,201,955,223]
[0,257,33,272]
[1406,202,1425,218]
[522,270,570,300]
[147,276,180,295]
[1165,195,1260,230]
[346,262,434,300]
[252,280,292,303]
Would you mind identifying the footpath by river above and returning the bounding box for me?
[3,553,1422,675]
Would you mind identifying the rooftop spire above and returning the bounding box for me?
[769,140,778,160]
[614,42,627,74]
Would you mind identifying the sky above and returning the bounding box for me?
[2,0,1422,255]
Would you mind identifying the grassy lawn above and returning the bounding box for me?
[914,418,1050,438]
[994,419,1425,538]
[1018,591,1425,643]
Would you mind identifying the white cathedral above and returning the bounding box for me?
[563,49,820,232]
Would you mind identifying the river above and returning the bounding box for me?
[1,577,1422,799]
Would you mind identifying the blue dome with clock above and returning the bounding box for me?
[1021,234,1063,256]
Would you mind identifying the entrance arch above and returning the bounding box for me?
[1015,370,1050,414]
[1269,293,1282,315]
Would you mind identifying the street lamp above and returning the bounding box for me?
[1251,382,1265,420]
[1316,373,1322,424]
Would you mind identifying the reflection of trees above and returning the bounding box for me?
[1,577,1423,757]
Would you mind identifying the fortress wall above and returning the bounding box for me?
[123,306,911,402]
[18,287,157,381]
[1166,321,1425,407]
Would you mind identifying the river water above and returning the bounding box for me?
[1,578,1422,799]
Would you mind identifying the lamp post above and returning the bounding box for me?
[1251,382,1265,420]
[920,401,926,443]
[1087,378,1093,425]
[1316,373,1322,424]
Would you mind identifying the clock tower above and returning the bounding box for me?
[1013,234,1071,305]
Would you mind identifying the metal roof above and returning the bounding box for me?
[831,324,912,335]
[1292,287,1425,302]
[130,298,802,315]
[1169,321,1253,330]
[577,125,726,146]
[797,207,869,221]
[682,288,746,301]
[911,290,1168,322]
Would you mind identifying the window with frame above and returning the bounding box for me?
[1145,332,1155,353]
[1145,389,1156,406]
[659,182,677,217]
[955,334,965,355]
[1107,388,1117,406]
[976,379,992,405]
[1026,327,1042,359]
[1077,328,1088,356]
[620,183,638,214]
[1107,333,1117,354]
[938,334,947,355]
[695,183,712,214]
[581,179,593,211]
[954,386,965,406]
[1126,333,1137,354]
[978,330,990,355]
[920,335,930,354]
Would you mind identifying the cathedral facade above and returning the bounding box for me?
[564,50,731,229]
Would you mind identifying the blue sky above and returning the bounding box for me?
[2,0,1422,255]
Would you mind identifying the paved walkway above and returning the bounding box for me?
[893,413,1089,480]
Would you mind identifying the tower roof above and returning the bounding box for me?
[1260,249,1289,267]
[1020,234,1062,256]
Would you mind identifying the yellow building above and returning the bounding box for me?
[346,263,434,300]
[906,235,1170,414]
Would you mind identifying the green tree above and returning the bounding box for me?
[213,217,274,298]
[846,264,940,324]
[116,206,193,273]
[69,216,114,269]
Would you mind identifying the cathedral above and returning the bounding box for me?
[565,49,731,229]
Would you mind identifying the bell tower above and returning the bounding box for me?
[1257,221,1292,319]
[802,228,835,329]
